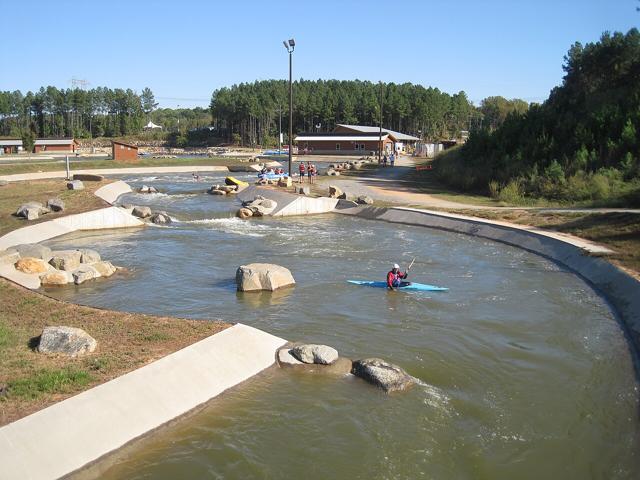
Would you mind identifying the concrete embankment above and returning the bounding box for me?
[0,181,141,289]
[337,205,640,353]
[0,324,287,480]
[237,185,339,217]
[0,165,229,183]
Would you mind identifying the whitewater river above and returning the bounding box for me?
[44,174,640,479]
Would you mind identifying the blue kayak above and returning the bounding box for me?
[348,280,448,292]
[258,173,288,180]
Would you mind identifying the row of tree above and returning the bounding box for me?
[435,29,640,204]
[1,83,530,147]
[0,87,161,138]
[210,80,527,145]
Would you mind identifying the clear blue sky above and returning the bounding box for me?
[1,0,637,108]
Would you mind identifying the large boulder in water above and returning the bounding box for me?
[351,358,415,393]
[290,344,339,365]
[38,326,97,356]
[132,206,152,218]
[49,250,82,271]
[236,263,295,292]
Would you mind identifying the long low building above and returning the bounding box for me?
[295,124,420,155]
[0,139,23,154]
[34,138,79,153]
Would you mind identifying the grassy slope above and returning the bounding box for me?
[443,209,640,277]
[0,179,111,237]
[0,179,230,425]
[0,156,247,175]
[0,280,228,426]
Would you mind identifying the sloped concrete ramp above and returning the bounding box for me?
[237,186,338,217]
[0,324,287,480]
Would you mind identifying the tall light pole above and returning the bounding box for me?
[378,81,384,163]
[283,38,295,176]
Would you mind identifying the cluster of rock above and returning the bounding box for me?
[15,198,65,221]
[124,205,172,225]
[326,159,372,176]
[237,196,278,219]
[38,326,97,357]
[138,185,158,194]
[236,263,294,291]
[326,186,373,205]
[256,176,292,188]
[277,343,415,393]
[208,184,238,195]
[210,176,249,195]
[3,244,118,286]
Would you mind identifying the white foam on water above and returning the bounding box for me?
[178,217,270,237]
[413,377,451,414]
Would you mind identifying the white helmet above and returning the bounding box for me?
[393,263,400,269]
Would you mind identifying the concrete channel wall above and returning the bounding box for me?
[337,205,640,352]
[0,324,287,480]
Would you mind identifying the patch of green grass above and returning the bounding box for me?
[0,319,13,350]
[0,156,247,175]
[18,296,42,308]
[8,367,92,399]
[87,357,110,372]
[141,332,171,342]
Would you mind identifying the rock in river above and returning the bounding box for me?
[236,263,295,292]
[8,244,52,261]
[40,271,70,286]
[290,344,339,365]
[351,358,415,393]
[79,249,101,263]
[15,257,49,274]
[132,206,152,218]
[49,250,82,271]
[72,265,99,285]
[38,326,97,356]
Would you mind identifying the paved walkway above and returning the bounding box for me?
[324,156,640,213]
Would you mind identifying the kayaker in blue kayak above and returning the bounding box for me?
[387,263,410,290]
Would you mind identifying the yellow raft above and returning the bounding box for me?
[225,176,249,187]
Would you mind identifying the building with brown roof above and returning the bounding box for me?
[111,141,139,162]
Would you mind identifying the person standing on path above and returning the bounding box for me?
[298,161,306,183]
[383,154,388,168]
[390,152,395,167]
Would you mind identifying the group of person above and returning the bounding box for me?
[260,166,286,175]
[298,161,318,184]
[379,152,398,167]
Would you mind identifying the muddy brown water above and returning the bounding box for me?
[44,174,639,479]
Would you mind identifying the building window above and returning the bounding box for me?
[336,143,341,150]
[360,144,365,150]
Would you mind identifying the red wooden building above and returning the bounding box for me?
[294,124,419,155]
[34,138,79,153]
[112,140,139,162]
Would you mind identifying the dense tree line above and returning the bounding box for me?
[210,80,486,145]
[0,87,210,141]
[0,87,147,138]
[436,29,640,204]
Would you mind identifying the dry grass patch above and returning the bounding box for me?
[0,179,111,237]
[0,279,229,426]
[446,209,640,276]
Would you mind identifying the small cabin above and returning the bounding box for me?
[112,141,139,162]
